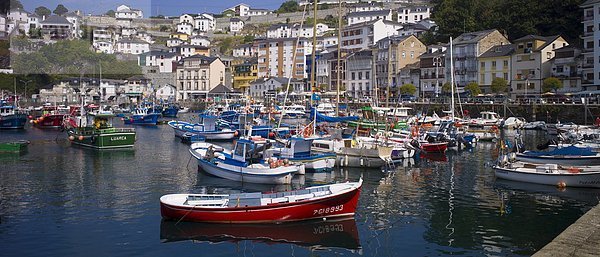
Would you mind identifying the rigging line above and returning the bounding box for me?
[278,3,309,128]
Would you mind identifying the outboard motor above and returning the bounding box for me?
[410,139,420,149]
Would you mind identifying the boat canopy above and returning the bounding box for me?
[309,108,359,123]
[524,145,597,157]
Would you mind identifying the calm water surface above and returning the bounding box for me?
[1,117,599,257]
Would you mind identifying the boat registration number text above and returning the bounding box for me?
[313,205,343,215]
[110,136,127,141]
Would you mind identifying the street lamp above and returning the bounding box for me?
[19,79,32,104]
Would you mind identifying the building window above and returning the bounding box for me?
[366,71,370,80]
[480,62,485,68]
[503,60,508,67]
[492,61,497,68]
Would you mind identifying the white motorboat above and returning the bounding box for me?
[494,159,600,188]
[189,139,304,185]
[501,117,526,129]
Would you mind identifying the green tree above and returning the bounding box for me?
[442,82,452,94]
[465,82,481,96]
[277,0,299,14]
[243,35,255,43]
[159,25,170,32]
[34,6,51,17]
[53,4,68,15]
[11,40,141,78]
[490,77,508,93]
[222,9,235,17]
[399,83,417,95]
[105,10,115,17]
[542,77,563,93]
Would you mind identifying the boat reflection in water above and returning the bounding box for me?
[494,178,600,205]
[160,218,361,251]
[419,152,448,162]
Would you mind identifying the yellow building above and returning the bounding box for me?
[170,32,189,41]
[232,58,258,93]
[478,44,515,94]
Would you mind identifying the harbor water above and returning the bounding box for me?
[1,116,600,257]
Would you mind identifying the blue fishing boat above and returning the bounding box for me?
[168,114,237,140]
[123,108,161,125]
[0,102,27,129]
[161,105,179,118]
[266,137,336,172]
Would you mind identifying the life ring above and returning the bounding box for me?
[567,167,581,174]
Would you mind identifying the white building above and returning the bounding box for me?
[266,23,330,39]
[247,9,271,16]
[249,77,304,100]
[175,55,226,101]
[397,6,431,24]
[176,22,193,35]
[581,0,600,90]
[156,84,176,100]
[115,5,143,19]
[27,14,40,33]
[121,27,137,37]
[345,50,374,99]
[64,12,82,38]
[347,10,393,26]
[0,15,7,33]
[115,38,150,55]
[190,35,210,47]
[179,14,195,24]
[351,3,383,12]
[341,19,402,50]
[40,15,74,40]
[229,18,244,33]
[228,3,250,16]
[233,43,256,58]
[195,14,215,32]
[166,38,184,47]
[93,41,114,54]
[140,51,178,73]
[8,8,29,23]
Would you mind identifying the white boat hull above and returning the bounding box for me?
[336,146,393,168]
[197,160,295,184]
[494,166,600,188]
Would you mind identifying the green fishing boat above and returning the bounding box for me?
[347,106,408,130]
[0,140,29,153]
[66,113,136,149]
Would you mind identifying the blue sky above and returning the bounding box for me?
[19,0,286,16]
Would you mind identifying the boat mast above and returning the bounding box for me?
[372,48,378,107]
[450,37,455,121]
[335,0,342,116]
[277,4,309,128]
[386,38,393,108]
[310,0,318,108]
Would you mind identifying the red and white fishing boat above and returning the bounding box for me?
[32,105,70,129]
[160,178,362,223]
